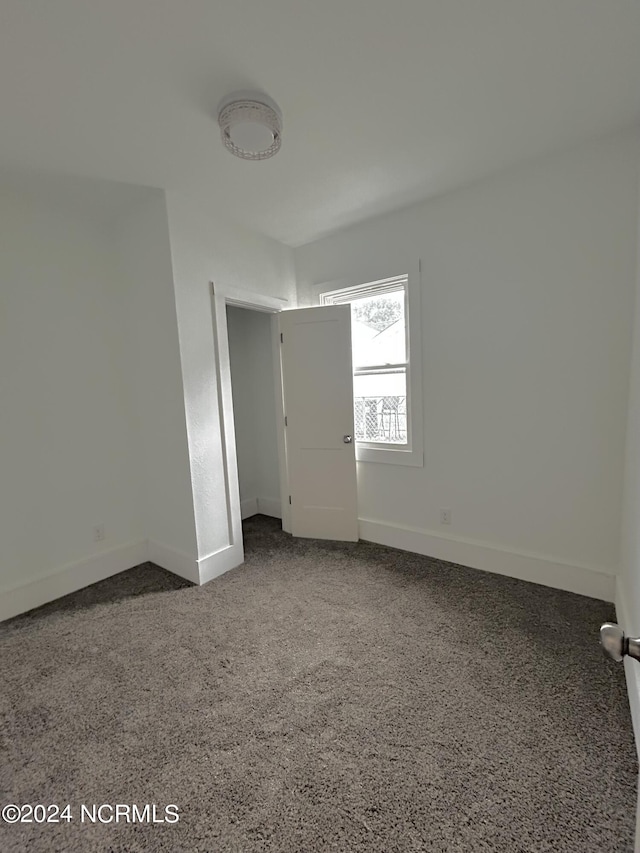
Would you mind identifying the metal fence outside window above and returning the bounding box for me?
[354,396,407,444]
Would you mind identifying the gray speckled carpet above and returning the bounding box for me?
[0,515,636,852]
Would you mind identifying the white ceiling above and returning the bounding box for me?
[1,0,639,246]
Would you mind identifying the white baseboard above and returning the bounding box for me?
[615,581,640,762]
[147,539,200,584]
[0,533,247,623]
[240,498,259,520]
[359,518,616,602]
[241,496,282,520]
[198,542,244,585]
[0,540,148,623]
[257,496,282,519]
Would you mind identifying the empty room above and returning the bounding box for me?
[2,2,640,851]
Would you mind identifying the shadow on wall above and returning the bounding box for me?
[1,564,193,628]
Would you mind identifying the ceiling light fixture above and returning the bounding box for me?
[217,92,282,161]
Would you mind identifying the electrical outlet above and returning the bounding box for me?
[93,524,105,542]
[440,509,452,525]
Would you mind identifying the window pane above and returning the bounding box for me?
[351,290,406,368]
[354,370,407,444]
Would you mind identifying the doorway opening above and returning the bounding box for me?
[210,280,289,567]
[226,304,282,532]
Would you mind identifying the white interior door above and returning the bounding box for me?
[279,305,358,541]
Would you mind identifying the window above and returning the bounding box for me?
[318,268,423,467]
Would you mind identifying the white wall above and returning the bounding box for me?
[165,191,295,576]
[0,182,296,614]
[295,130,640,599]
[113,191,199,576]
[253,315,282,517]
[226,306,281,517]
[0,190,145,616]
[618,153,640,752]
[227,306,260,507]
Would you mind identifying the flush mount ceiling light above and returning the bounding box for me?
[217,92,282,160]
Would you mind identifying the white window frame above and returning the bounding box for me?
[313,261,423,467]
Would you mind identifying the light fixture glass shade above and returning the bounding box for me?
[218,96,282,160]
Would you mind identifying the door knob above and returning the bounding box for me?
[343,435,353,444]
[600,623,640,663]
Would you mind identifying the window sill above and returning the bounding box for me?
[356,444,424,467]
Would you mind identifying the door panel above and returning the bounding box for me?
[279,305,358,541]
